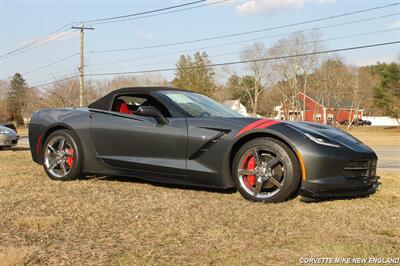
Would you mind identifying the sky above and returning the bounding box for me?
[0,0,399,86]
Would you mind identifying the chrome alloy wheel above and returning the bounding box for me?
[238,146,285,199]
[44,136,74,178]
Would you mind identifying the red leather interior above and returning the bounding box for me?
[113,99,133,115]
[119,102,133,114]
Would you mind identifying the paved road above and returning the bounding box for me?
[13,136,400,172]
[372,146,400,172]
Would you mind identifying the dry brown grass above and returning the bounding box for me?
[15,127,28,138]
[0,128,399,265]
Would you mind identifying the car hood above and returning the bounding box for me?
[283,121,373,153]
[283,121,347,138]
[0,125,17,135]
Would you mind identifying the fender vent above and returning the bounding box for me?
[189,130,230,160]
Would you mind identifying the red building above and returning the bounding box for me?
[275,92,363,125]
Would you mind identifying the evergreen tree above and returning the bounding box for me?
[226,75,256,111]
[367,63,400,121]
[172,51,216,97]
[7,73,27,125]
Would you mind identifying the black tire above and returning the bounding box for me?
[0,147,3,151]
[42,129,83,181]
[232,137,301,203]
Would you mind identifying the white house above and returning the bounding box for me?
[223,100,248,116]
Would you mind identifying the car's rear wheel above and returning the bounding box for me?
[232,137,301,203]
[42,130,82,181]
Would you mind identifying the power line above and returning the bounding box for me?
[33,41,400,87]
[30,9,398,75]
[31,40,399,88]
[90,0,229,25]
[80,0,207,23]
[28,69,78,84]
[86,12,399,68]
[85,28,400,73]
[0,0,221,60]
[0,29,76,60]
[23,10,399,81]
[0,24,72,59]
[32,75,79,88]
[88,3,400,54]
[85,41,400,76]
[23,52,79,75]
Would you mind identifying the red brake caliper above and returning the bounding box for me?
[242,155,256,188]
[66,148,74,168]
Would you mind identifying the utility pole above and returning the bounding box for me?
[71,24,94,107]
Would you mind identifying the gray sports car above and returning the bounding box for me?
[0,125,19,150]
[28,87,380,202]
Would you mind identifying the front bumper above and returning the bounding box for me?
[299,175,380,200]
[296,135,380,201]
[0,134,19,147]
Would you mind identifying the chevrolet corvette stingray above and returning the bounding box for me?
[29,87,380,202]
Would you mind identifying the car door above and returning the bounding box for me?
[88,93,188,176]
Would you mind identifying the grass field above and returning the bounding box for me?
[344,126,400,147]
[0,127,399,265]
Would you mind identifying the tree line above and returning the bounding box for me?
[0,31,399,125]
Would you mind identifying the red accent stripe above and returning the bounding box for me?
[254,120,281,129]
[236,119,281,137]
[36,134,43,156]
[236,119,269,137]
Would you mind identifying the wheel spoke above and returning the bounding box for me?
[48,144,57,154]
[58,138,65,152]
[49,161,58,170]
[254,178,265,194]
[238,169,256,176]
[60,162,67,175]
[252,148,261,166]
[269,176,283,189]
[267,157,281,169]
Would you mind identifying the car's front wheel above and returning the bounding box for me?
[42,129,82,181]
[232,137,301,203]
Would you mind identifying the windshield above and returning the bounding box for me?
[161,91,243,118]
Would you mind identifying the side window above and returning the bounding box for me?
[111,94,171,117]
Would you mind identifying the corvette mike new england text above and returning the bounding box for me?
[299,257,400,264]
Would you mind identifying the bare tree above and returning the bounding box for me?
[0,80,10,122]
[240,42,272,116]
[91,74,168,101]
[313,58,352,125]
[346,66,378,128]
[269,31,322,120]
[44,79,80,108]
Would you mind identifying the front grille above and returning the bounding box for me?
[343,160,377,180]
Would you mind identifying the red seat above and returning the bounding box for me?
[113,99,133,115]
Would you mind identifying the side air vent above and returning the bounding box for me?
[189,129,230,160]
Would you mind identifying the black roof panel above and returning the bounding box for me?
[88,86,188,110]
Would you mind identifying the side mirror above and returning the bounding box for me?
[137,106,168,125]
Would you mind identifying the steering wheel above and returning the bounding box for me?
[199,112,211,118]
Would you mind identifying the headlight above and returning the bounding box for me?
[304,133,340,148]
[0,128,13,135]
